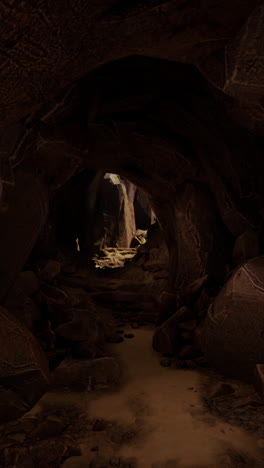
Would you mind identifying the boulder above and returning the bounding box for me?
[232,229,260,266]
[55,308,104,348]
[39,260,62,282]
[200,256,264,381]
[4,287,41,332]
[0,171,48,301]
[0,306,50,422]
[153,306,195,354]
[51,357,121,391]
[14,271,40,297]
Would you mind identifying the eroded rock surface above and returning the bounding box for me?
[0,306,50,422]
[201,256,264,381]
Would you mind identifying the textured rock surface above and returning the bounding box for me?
[0,172,48,301]
[0,306,50,422]
[52,357,121,390]
[201,256,264,381]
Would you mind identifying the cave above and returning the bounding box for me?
[1,2,264,467]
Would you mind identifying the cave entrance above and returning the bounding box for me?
[87,172,156,269]
[57,169,156,270]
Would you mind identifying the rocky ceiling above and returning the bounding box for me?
[1,1,264,300]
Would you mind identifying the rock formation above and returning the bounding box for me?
[0,0,264,429]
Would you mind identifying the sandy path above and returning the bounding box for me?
[85,327,262,467]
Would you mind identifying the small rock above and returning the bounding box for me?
[124,333,134,339]
[195,356,208,367]
[209,382,236,399]
[184,359,197,369]
[160,359,171,367]
[131,322,139,329]
[106,334,124,343]
[92,419,106,432]
[91,446,99,452]
[178,345,197,360]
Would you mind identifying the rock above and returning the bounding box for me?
[178,345,197,360]
[31,415,66,439]
[51,357,121,391]
[209,382,236,399]
[232,229,260,266]
[55,308,104,346]
[4,287,42,332]
[180,330,193,342]
[72,341,101,358]
[194,356,208,367]
[106,333,124,343]
[41,281,69,302]
[124,333,134,339]
[0,306,50,423]
[92,419,107,431]
[184,360,197,369]
[39,260,62,282]
[152,325,181,355]
[30,439,68,468]
[0,171,48,301]
[152,307,193,355]
[160,359,172,367]
[61,456,92,468]
[200,256,264,381]
[178,320,197,330]
[14,271,40,296]
[254,364,264,398]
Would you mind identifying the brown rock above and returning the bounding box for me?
[153,306,194,354]
[55,308,105,347]
[39,260,62,282]
[178,320,197,330]
[51,357,121,391]
[178,345,197,360]
[72,341,101,359]
[30,439,68,468]
[0,172,48,301]
[61,456,91,468]
[232,229,260,266]
[14,271,40,296]
[0,306,50,422]
[200,256,264,381]
[209,382,236,399]
[4,287,41,332]
[31,415,66,440]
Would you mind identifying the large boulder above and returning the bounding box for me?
[55,308,104,347]
[200,256,264,381]
[0,307,50,422]
[0,171,48,301]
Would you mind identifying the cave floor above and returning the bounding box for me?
[27,326,264,468]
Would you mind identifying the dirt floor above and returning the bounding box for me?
[27,327,264,468]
